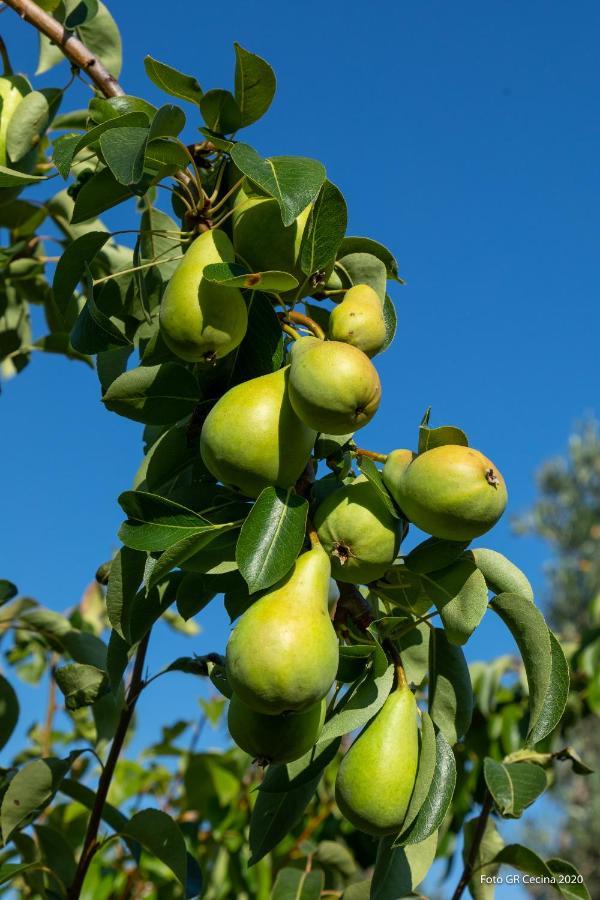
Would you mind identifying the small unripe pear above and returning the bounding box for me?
[383,449,415,492]
[288,337,381,435]
[335,682,419,835]
[228,694,326,764]
[314,475,400,583]
[160,229,248,364]
[226,545,339,714]
[385,445,508,541]
[329,284,386,357]
[200,367,316,498]
[0,77,25,167]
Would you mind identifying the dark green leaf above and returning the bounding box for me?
[430,558,489,645]
[399,730,456,846]
[397,711,437,836]
[7,90,59,163]
[261,737,341,794]
[77,2,122,79]
[71,167,133,223]
[35,823,77,886]
[337,236,402,282]
[527,630,569,745]
[148,525,238,589]
[228,291,285,385]
[144,56,203,106]
[99,126,148,185]
[231,143,326,227]
[336,252,387,301]
[490,593,552,741]
[149,104,186,140]
[470,548,534,601]
[234,43,276,127]
[0,165,46,188]
[236,487,307,593]
[0,580,18,605]
[64,0,99,28]
[118,490,210,552]
[102,363,199,425]
[120,808,188,887]
[0,862,37,886]
[270,867,324,900]
[0,675,19,752]
[404,537,469,575]
[200,89,241,134]
[428,627,473,745]
[380,293,397,352]
[55,663,109,710]
[52,231,110,313]
[372,831,438,900]
[418,423,469,454]
[106,547,146,639]
[249,775,321,865]
[299,180,347,276]
[483,758,547,818]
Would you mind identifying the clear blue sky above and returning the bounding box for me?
[1,1,598,893]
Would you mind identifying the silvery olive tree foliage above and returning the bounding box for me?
[0,2,594,898]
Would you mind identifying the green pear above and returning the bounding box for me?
[314,475,400,583]
[226,544,339,714]
[228,694,326,764]
[200,367,316,498]
[335,682,419,836]
[328,284,387,357]
[232,186,310,300]
[385,445,508,541]
[383,449,415,493]
[0,77,25,167]
[288,337,381,435]
[159,229,248,363]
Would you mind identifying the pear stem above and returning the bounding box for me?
[281,323,301,341]
[280,310,325,341]
[306,519,321,548]
[354,448,388,463]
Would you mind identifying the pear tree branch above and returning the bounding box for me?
[2,0,124,97]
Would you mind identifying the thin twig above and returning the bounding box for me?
[450,792,494,900]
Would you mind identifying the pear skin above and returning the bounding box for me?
[0,77,25,167]
[226,544,339,714]
[387,445,508,541]
[232,187,310,301]
[159,229,248,363]
[329,283,387,357]
[228,694,326,764]
[314,475,400,583]
[288,337,381,435]
[383,449,415,494]
[200,366,316,498]
[335,683,419,836]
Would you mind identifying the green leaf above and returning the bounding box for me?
[398,730,456,846]
[487,845,591,899]
[200,89,241,134]
[0,674,19,752]
[52,231,110,312]
[318,634,393,743]
[120,808,188,888]
[236,487,308,593]
[64,0,99,28]
[357,456,400,519]
[144,56,203,106]
[6,89,60,164]
[470,548,534,601]
[397,711,436,836]
[337,236,402,282]
[1,752,85,842]
[0,579,18,605]
[249,775,321,865]
[490,592,552,741]
[430,558,489,645]
[71,167,133,223]
[381,294,397,352]
[234,43,276,127]
[463,815,505,900]
[336,252,387,301]
[418,421,469,454]
[106,547,146,639]
[102,363,199,425]
[78,2,122,79]
[527,631,569,745]
[228,291,285,386]
[545,859,591,900]
[0,862,37,887]
[35,822,77,887]
[148,104,186,140]
[0,165,46,188]
[404,537,469,575]
[70,287,131,355]
[428,627,473,745]
[270,867,324,900]
[231,143,326,227]
[55,663,109,710]
[202,262,298,292]
[148,525,238,589]
[99,126,149,185]
[372,831,438,899]
[483,758,547,818]
[299,180,347,276]
[118,490,210,552]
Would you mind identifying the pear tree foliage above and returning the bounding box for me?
[0,3,595,899]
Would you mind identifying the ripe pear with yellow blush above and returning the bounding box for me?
[335,681,419,836]
[329,283,387,357]
[200,366,316,498]
[228,694,326,764]
[288,337,381,435]
[385,444,508,540]
[226,544,339,714]
[159,229,248,364]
